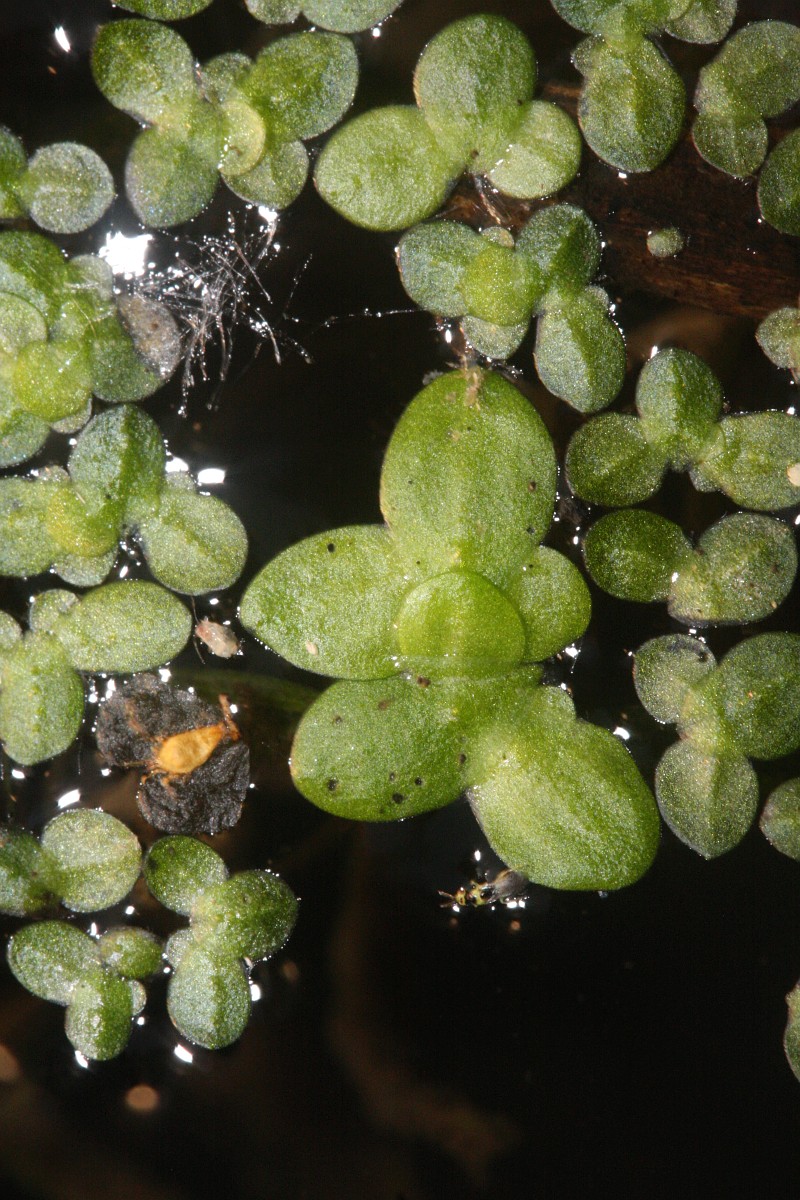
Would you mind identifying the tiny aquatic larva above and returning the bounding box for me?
[194,618,241,658]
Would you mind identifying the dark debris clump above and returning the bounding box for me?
[96,675,250,836]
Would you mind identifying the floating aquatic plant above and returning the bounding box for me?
[566,348,800,508]
[0,582,192,765]
[760,778,800,861]
[397,205,626,411]
[757,308,800,383]
[315,14,581,231]
[552,0,737,174]
[144,836,297,1048]
[7,920,162,1060]
[0,127,114,235]
[646,226,685,257]
[634,632,800,857]
[0,404,247,591]
[0,809,142,917]
[583,509,797,624]
[246,0,402,33]
[92,19,358,227]
[693,21,800,179]
[0,231,179,468]
[241,368,660,891]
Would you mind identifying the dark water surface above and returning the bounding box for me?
[2,2,800,1196]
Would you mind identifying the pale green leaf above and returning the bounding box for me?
[379,369,557,587]
[655,741,758,857]
[486,100,581,199]
[7,922,100,1005]
[565,413,666,506]
[314,106,454,231]
[137,487,248,595]
[0,633,83,766]
[240,525,409,678]
[191,870,297,960]
[92,19,198,125]
[695,412,800,510]
[167,943,251,1048]
[535,287,626,412]
[583,510,692,602]
[52,581,192,673]
[17,143,114,235]
[760,779,800,860]
[65,969,135,1061]
[397,221,483,317]
[144,836,228,916]
[243,32,358,142]
[758,129,800,237]
[41,810,141,913]
[635,347,723,468]
[468,686,660,890]
[669,513,796,626]
[503,546,592,661]
[633,633,716,725]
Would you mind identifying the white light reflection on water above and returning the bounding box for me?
[53,26,71,53]
[56,788,81,809]
[99,231,153,279]
[197,467,226,486]
[173,1044,194,1064]
[74,1051,90,1069]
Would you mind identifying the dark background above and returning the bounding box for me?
[1,1,800,1196]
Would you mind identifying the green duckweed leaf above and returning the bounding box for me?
[669,513,796,626]
[41,810,141,913]
[241,526,408,679]
[243,32,358,142]
[758,128,800,237]
[52,581,192,673]
[246,0,301,22]
[664,0,736,43]
[0,231,67,324]
[486,100,582,199]
[583,510,692,603]
[565,413,666,506]
[635,347,723,468]
[517,203,601,297]
[577,35,685,172]
[0,611,21,650]
[459,240,539,328]
[125,120,221,229]
[692,110,767,179]
[7,922,100,1005]
[52,550,117,590]
[694,413,800,510]
[115,0,213,16]
[0,633,83,765]
[191,870,297,961]
[693,22,800,177]
[414,15,536,171]
[0,478,57,576]
[397,221,483,317]
[45,486,122,561]
[223,139,309,210]
[90,296,181,402]
[633,633,716,725]
[15,143,114,235]
[0,126,26,217]
[290,675,468,821]
[468,686,660,890]
[395,569,526,677]
[314,106,454,232]
[27,590,79,636]
[646,226,685,257]
[534,288,626,412]
[92,20,199,125]
[0,402,49,469]
[98,927,163,978]
[655,741,758,857]
[0,293,47,355]
[785,984,800,1082]
[217,99,266,179]
[503,547,592,661]
[12,339,93,422]
[65,968,135,1061]
[380,370,557,587]
[144,836,228,916]
[760,779,800,860]
[461,315,528,359]
[757,307,800,371]
[68,406,166,521]
[167,943,250,1049]
[697,21,800,121]
[137,487,248,594]
[0,827,58,916]
[712,632,800,760]
[297,1,400,33]
[549,0,621,36]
